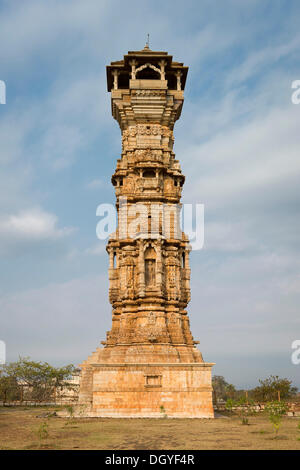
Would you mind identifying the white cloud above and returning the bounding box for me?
[188,248,300,386]
[182,87,300,217]
[225,34,300,88]
[0,208,75,256]
[85,242,106,256]
[203,221,255,252]
[0,208,73,240]
[0,0,110,69]
[0,274,110,363]
[86,178,104,190]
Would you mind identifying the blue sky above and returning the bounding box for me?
[0,0,300,389]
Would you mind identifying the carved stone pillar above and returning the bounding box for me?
[138,239,145,297]
[176,70,182,91]
[112,69,119,90]
[129,59,137,79]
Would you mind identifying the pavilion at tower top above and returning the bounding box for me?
[106,46,188,92]
[106,47,188,130]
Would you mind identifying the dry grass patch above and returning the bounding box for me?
[1,406,300,450]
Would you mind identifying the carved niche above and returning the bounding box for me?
[144,246,156,287]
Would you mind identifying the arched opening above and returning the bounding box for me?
[136,67,160,80]
[143,169,156,178]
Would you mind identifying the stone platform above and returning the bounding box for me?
[78,362,214,418]
[78,345,214,418]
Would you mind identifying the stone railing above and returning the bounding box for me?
[214,402,300,416]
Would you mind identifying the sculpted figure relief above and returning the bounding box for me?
[145,259,156,286]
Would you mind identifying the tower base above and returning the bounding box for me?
[78,357,215,418]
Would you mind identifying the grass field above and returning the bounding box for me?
[1,406,300,450]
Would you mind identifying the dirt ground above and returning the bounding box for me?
[0,406,300,450]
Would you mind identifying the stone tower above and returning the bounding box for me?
[78,45,214,418]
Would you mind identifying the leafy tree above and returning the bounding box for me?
[212,375,236,401]
[226,383,236,399]
[252,375,297,402]
[0,373,20,402]
[1,357,77,403]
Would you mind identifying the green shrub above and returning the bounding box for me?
[265,401,288,437]
[225,398,235,412]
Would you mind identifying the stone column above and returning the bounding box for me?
[155,241,163,296]
[112,69,119,90]
[138,239,145,297]
[129,59,137,79]
[176,71,182,91]
[158,60,166,80]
